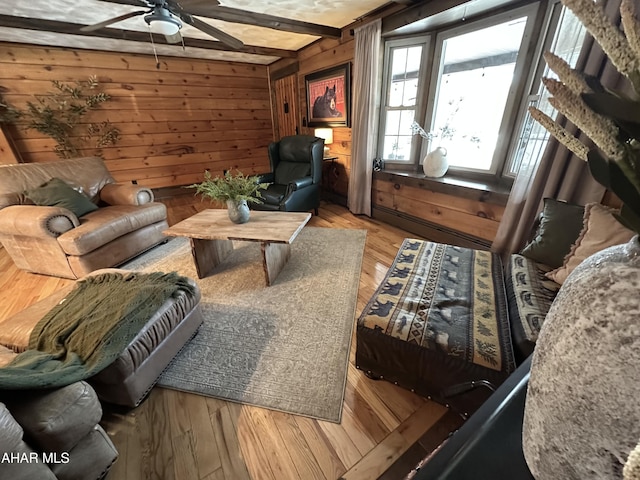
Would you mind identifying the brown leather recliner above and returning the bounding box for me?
[0,157,168,279]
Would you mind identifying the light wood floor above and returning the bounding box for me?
[0,198,462,480]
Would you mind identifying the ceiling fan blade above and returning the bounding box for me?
[176,12,244,50]
[80,10,147,32]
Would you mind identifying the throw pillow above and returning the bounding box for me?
[545,203,635,285]
[24,177,98,217]
[520,198,585,269]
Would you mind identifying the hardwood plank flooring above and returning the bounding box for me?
[0,198,463,480]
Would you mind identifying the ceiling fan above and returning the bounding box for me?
[80,0,244,50]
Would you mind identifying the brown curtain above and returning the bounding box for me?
[492,0,624,256]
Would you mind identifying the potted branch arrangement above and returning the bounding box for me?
[0,76,119,159]
[187,170,269,224]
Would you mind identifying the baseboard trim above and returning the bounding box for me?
[372,205,493,250]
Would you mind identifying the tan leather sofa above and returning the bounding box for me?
[0,371,118,480]
[0,157,168,278]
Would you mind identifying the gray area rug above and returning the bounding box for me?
[123,226,366,422]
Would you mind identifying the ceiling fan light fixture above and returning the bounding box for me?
[144,8,182,36]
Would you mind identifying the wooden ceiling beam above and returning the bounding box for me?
[0,15,297,58]
[101,0,342,38]
[382,0,468,34]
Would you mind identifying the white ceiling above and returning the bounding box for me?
[0,0,394,65]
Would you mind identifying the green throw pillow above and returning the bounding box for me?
[520,198,585,269]
[24,177,98,217]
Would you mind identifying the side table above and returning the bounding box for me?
[322,156,339,196]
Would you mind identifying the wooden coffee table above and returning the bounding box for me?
[163,209,311,286]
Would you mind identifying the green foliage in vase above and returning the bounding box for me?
[0,76,120,159]
[187,170,269,204]
[529,0,640,233]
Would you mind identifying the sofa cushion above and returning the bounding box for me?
[57,203,167,256]
[24,177,99,218]
[0,288,70,352]
[546,203,635,284]
[505,254,560,363]
[520,198,585,269]
[261,184,287,205]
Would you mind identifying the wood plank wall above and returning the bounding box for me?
[372,179,505,242]
[0,44,273,188]
[298,36,354,198]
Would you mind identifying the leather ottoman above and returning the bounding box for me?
[0,268,203,407]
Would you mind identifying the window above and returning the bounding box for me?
[379,36,430,163]
[507,3,586,176]
[425,14,530,174]
[377,1,584,183]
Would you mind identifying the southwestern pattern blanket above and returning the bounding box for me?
[356,239,515,411]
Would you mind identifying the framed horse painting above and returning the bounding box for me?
[305,63,351,128]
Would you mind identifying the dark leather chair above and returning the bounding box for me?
[253,135,324,215]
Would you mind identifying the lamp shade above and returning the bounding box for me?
[314,128,333,145]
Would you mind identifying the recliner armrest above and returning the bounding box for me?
[100,183,154,206]
[0,205,79,237]
[287,176,313,192]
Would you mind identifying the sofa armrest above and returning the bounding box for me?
[100,183,154,206]
[3,381,102,454]
[0,403,24,451]
[0,205,79,237]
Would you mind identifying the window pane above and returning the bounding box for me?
[383,110,414,160]
[430,17,527,171]
[388,46,423,107]
[509,7,586,174]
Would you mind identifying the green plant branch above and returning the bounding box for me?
[0,76,120,159]
[187,170,269,204]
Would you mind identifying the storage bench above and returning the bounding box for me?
[356,239,516,416]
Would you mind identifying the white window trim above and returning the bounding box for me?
[377,35,432,168]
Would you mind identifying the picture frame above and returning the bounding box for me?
[305,62,351,128]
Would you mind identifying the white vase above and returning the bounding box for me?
[523,235,640,479]
[226,199,250,224]
[422,147,448,178]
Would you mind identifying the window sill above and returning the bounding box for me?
[373,169,511,206]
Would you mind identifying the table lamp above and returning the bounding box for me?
[314,128,333,158]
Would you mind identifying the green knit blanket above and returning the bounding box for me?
[0,271,195,390]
